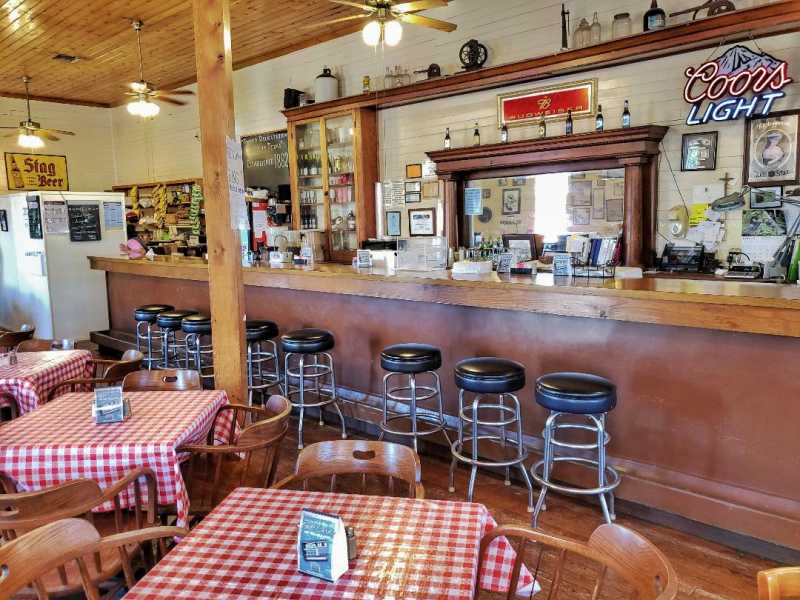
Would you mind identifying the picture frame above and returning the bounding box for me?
[568,180,592,207]
[742,208,787,236]
[422,181,439,198]
[744,109,799,186]
[681,131,718,171]
[408,207,436,236]
[404,192,421,204]
[572,206,591,226]
[0,209,6,232]
[749,186,782,209]
[605,198,624,222]
[386,210,402,237]
[784,184,800,200]
[502,233,541,261]
[481,188,491,199]
[405,163,422,179]
[591,188,606,220]
[502,188,521,215]
[404,180,421,193]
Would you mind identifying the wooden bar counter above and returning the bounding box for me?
[90,255,800,552]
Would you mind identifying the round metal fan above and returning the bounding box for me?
[0,76,75,143]
[305,0,457,33]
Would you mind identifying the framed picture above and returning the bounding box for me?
[744,110,799,186]
[502,188,521,215]
[742,209,787,236]
[784,185,800,200]
[408,207,436,236]
[749,186,782,209]
[481,188,491,199]
[605,198,624,222]
[502,233,541,261]
[591,188,606,219]
[498,79,598,127]
[681,131,718,171]
[405,163,422,179]
[568,180,592,207]
[386,210,402,237]
[572,206,591,226]
[422,181,439,198]
[0,209,7,232]
[511,177,527,186]
[404,192,421,204]
[404,180,421,193]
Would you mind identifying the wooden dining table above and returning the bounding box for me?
[0,389,233,528]
[0,349,93,414]
[124,487,535,599]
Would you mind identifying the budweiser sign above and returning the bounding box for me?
[683,45,792,125]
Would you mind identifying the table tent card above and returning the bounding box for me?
[297,508,349,582]
[92,386,131,424]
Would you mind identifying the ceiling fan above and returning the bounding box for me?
[307,0,457,47]
[125,20,194,117]
[0,76,75,149]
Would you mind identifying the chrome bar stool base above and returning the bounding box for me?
[246,320,282,406]
[134,304,173,370]
[183,314,214,389]
[156,310,197,369]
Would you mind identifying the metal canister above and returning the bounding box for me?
[346,526,358,560]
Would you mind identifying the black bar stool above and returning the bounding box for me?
[379,343,450,453]
[134,304,173,369]
[281,328,346,449]
[182,314,213,387]
[531,372,619,527]
[449,357,534,510]
[156,310,197,368]
[246,320,281,406]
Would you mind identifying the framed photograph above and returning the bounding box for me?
[497,178,508,187]
[386,210,401,237]
[605,198,624,222]
[681,131,718,171]
[481,188,491,199]
[404,180,421,193]
[404,192,421,204]
[502,188,521,215]
[502,233,541,261]
[512,177,527,186]
[784,185,800,200]
[742,209,787,236]
[408,207,436,236]
[0,209,7,232]
[592,188,606,219]
[422,181,439,198]
[498,79,598,127]
[750,187,782,209]
[568,180,592,207]
[572,206,591,226]
[405,163,422,179]
[744,110,799,186]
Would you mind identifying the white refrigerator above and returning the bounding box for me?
[0,191,126,341]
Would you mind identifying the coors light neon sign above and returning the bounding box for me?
[684,45,792,126]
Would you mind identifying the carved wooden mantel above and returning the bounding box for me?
[426,125,669,267]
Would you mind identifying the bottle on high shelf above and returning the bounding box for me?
[444,127,452,150]
[643,0,666,31]
[595,105,604,132]
[622,100,631,128]
[500,123,509,144]
[538,117,546,138]
[473,122,481,146]
[565,110,574,135]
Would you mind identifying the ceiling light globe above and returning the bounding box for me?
[18,132,43,149]
[127,99,160,118]
[362,20,382,46]
[384,20,402,46]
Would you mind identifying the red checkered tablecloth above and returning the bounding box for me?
[0,390,232,528]
[125,487,535,599]
[0,350,93,414]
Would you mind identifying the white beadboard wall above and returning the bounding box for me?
[0,98,114,192]
[109,0,798,255]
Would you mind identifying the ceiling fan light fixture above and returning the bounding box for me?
[18,131,44,149]
[127,97,160,118]
[384,20,403,46]
[362,20,382,46]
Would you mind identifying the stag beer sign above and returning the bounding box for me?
[683,45,792,126]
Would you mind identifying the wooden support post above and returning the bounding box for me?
[192,0,247,403]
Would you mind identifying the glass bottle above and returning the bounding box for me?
[573,18,590,49]
[644,0,666,32]
[622,100,631,128]
[589,12,602,44]
[500,123,509,143]
[538,117,546,138]
[473,122,480,146]
[612,12,632,39]
[565,110,574,135]
[444,127,451,150]
[595,105,604,132]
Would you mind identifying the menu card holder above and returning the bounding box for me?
[297,509,349,582]
[92,387,131,424]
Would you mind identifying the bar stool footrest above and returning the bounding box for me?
[531,456,620,495]
[380,413,448,439]
[451,435,528,468]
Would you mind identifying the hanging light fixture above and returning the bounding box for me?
[361,18,403,47]
[127,22,160,118]
[18,130,44,149]
[384,20,403,46]
[0,76,75,148]
[127,94,160,118]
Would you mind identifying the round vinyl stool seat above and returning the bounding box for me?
[157,310,197,330]
[281,328,334,354]
[455,357,525,394]
[181,313,211,335]
[381,343,441,374]
[536,372,616,415]
[134,304,174,323]
[246,320,279,342]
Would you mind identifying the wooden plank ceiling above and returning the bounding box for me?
[0,0,365,107]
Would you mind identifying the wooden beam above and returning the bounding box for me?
[192,0,248,403]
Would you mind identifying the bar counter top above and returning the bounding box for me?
[89,255,800,338]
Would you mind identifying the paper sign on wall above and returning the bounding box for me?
[226,136,250,230]
[464,188,483,216]
[43,200,69,234]
[103,201,124,230]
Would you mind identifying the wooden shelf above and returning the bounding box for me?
[283,1,800,122]
[111,177,202,191]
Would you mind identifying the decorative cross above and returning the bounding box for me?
[719,172,734,195]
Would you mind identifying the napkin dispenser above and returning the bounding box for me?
[92,387,131,424]
[298,509,349,582]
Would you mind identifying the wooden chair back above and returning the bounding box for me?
[122,368,201,391]
[759,567,800,599]
[0,329,34,351]
[180,395,291,514]
[16,338,61,352]
[476,524,678,599]
[274,439,424,498]
[49,351,145,399]
[0,518,187,600]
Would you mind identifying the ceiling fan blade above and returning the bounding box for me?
[301,14,370,29]
[39,131,60,142]
[0,126,21,130]
[158,89,195,96]
[392,0,448,13]
[3,132,18,137]
[328,0,373,10]
[396,12,457,31]
[40,128,74,136]
[157,97,188,106]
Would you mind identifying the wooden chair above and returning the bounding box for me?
[273,439,424,498]
[50,350,145,398]
[476,523,678,599]
[122,368,201,391]
[0,518,186,600]
[15,338,63,351]
[0,328,34,352]
[0,467,162,598]
[179,395,292,516]
[759,567,800,599]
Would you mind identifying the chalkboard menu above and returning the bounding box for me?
[26,195,42,239]
[241,130,289,191]
[68,203,101,242]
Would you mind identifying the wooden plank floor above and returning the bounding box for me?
[273,417,777,599]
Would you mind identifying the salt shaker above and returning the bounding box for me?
[346,526,358,560]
